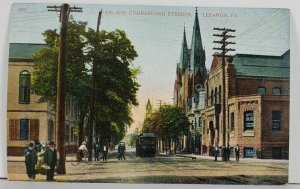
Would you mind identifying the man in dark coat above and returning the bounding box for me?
[102,144,108,161]
[213,146,219,161]
[93,142,100,161]
[235,144,240,161]
[226,144,231,161]
[43,141,57,181]
[24,142,38,180]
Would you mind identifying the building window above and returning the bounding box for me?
[272,111,281,130]
[218,85,221,104]
[214,87,217,104]
[190,121,195,130]
[216,115,219,130]
[257,87,266,95]
[230,112,234,132]
[9,119,39,141]
[211,89,214,105]
[199,117,202,127]
[272,87,281,95]
[244,111,254,131]
[20,119,29,140]
[272,147,282,159]
[244,147,254,158]
[19,71,31,103]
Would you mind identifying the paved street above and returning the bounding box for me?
[7,149,288,184]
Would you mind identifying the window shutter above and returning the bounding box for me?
[9,119,20,140]
[30,119,39,140]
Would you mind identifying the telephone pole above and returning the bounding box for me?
[212,28,235,148]
[47,3,82,174]
[89,10,102,161]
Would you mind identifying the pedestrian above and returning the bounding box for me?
[118,143,126,160]
[24,142,38,180]
[34,139,43,152]
[35,145,45,174]
[102,144,108,161]
[93,142,100,161]
[78,141,88,161]
[43,141,57,181]
[213,145,219,161]
[222,146,227,161]
[235,144,240,161]
[227,144,231,161]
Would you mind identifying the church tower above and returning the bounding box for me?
[179,26,190,72]
[145,99,152,118]
[190,8,207,83]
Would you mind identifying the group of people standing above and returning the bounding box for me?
[24,140,57,181]
[213,144,240,162]
[117,143,126,160]
[93,142,126,161]
[92,142,109,161]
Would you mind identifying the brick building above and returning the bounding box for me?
[7,43,79,156]
[201,51,289,159]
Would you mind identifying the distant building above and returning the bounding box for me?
[7,43,79,156]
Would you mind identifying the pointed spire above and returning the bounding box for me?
[179,25,190,71]
[190,7,207,79]
[145,99,152,118]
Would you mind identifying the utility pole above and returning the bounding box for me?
[47,3,82,174]
[89,10,102,161]
[212,28,236,148]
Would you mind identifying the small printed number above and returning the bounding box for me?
[18,8,27,12]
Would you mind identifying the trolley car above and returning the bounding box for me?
[136,132,157,157]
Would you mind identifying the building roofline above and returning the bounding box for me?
[234,50,290,59]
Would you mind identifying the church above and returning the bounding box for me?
[173,9,289,159]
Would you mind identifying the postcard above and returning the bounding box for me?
[6,3,289,184]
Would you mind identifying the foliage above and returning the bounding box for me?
[31,18,140,145]
[86,29,139,142]
[124,133,139,147]
[143,105,189,140]
[32,19,89,106]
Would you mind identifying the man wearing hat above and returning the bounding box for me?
[24,142,38,180]
[43,141,57,181]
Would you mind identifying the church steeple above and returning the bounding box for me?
[145,99,152,118]
[190,7,207,78]
[179,25,190,72]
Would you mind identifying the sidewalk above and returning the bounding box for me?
[158,152,288,163]
[7,151,117,162]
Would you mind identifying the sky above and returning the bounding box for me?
[9,3,290,133]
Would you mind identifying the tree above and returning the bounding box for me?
[32,18,140,159]
[124,133,139,147]
[32,19,90,147]
[143,105,189,154]
[85,29,140,147]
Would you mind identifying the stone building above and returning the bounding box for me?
[7,43,79,156]
[174,9,207,153]
[201,51,290,159]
